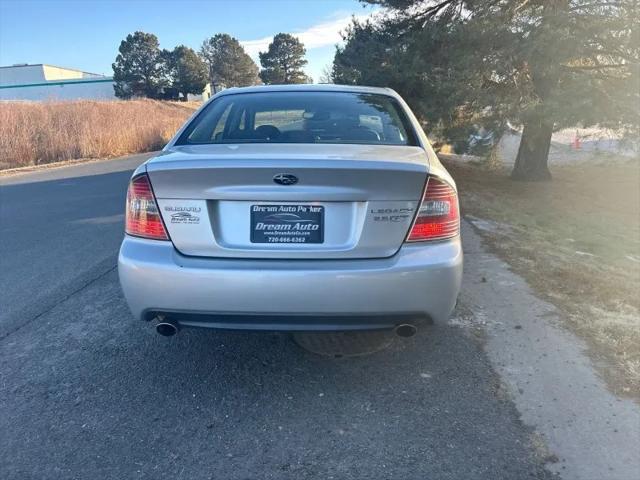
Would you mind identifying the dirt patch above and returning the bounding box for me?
[442,155,640,397]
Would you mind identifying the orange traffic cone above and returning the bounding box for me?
[573,131,581,150]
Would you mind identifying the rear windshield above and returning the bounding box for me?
[176,91,418,146]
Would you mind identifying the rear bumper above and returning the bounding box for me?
[118,236,463,331]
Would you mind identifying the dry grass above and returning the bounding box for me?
[0,99,199,170]
[442,155,640,396]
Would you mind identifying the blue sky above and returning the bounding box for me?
[0,0,376,82]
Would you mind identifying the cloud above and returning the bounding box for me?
[241,12,373,58]
[241,36,273,59]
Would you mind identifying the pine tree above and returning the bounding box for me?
[200,34,260,89]
[163,45,208,101]
[112,31,166,99]
[351,0,639,180]
[259,33,310,84]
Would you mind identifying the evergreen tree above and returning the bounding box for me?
[259,33,310,84]
[112,31,166,99]
[163,45,208,101]
[348,0,639,180]
[200,34,260,89]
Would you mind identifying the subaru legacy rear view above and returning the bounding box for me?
[118,85,462,336]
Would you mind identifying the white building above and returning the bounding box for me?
[188,82,212,102]
[0,63,115,101]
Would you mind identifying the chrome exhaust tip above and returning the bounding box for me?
[394,324,417,338]
[156,321,179,337]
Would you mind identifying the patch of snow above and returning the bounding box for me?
[497,129,638,166]
[625,255,640,264]
[466,215,513,235]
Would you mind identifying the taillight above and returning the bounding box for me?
[125,173,169,241]
[407,176,459,242]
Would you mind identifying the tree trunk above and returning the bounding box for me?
[511,120,553,181]
[510,0,567,182]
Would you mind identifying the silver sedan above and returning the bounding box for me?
[118,84,462,336]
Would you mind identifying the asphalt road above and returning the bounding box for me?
[1,155,638,480]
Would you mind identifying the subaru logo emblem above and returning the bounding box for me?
[273,173,298,185]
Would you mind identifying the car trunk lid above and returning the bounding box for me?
[147,144,428,259]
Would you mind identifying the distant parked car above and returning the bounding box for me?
[467,128,495,155]
[118,85,462,337]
